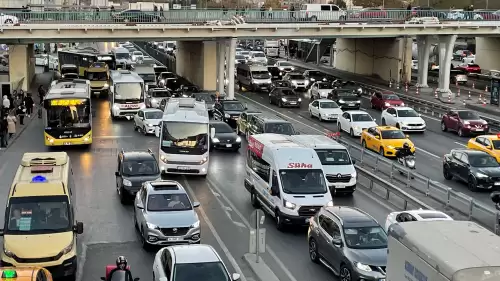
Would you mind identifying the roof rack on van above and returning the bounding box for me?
[21,152,68,167]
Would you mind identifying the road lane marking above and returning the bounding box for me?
[208,188,247,229]
[182,178,248,281]
[454,142,466,147]
[93,135,134,139]
[236,93,441,159]
[206,178,299,281]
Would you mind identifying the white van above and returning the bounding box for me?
[291,135,357,195]
[244,134,333,230]
[236,64,272,92]
[299,4,346,21]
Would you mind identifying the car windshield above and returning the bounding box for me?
[265,122,296,135]
[254,53,265,57]
[279,169,328,194]
[289,74,304,79]
[308,71,322,76]
[397,109,419,117]
[381,130,406,139]
[194,94,215,102]
[223,102,245,111]
[469,155,500,168]
[281,89,296,96]
[317,83,331,89]
[6,195,71,235]
[173,262,230,281]
[211,122,233,133]
[133,51,143,56]
[166,43,175,48]
[315,149,352,165]
[252,71,271,79]
[150,91,171,98]
[343,226,388,249]
[468,64,479,67]
[122,160,159,176]
[115,52,130,59]
[147,193,192,211]
[145,111,163,119]
[383,94,400,100]
[236,55,245,60]
[160,73,176,79]
[46,99,91,128]
[458,111,481,120]
[352,114,373,122]
[114,83,143,102]
[319,102,338,108]
[278,62,291,66]
[87,71,107,81]
[139,74,156,82]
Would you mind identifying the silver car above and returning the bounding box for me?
[146,89,171,108]
[284,72,309,91]
[134,180,201,249]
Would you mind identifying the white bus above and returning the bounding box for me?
[155,98,214,176]
[109,70,145,119]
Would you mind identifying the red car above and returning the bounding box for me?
[370,92,404,110]
[441,109,489,137]
[456,63,481,74]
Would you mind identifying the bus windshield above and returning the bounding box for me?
[46,99,91,128]
[114,83,143,102]
[139,74,156,83]
[87,72,107,81]
[115,52,130,60]
[161,122,208,155]
[6,195,71,235]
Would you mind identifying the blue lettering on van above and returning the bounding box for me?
[405,261,414,275]
[405,261,427,281]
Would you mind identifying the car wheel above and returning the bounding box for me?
[379,147,385,156]
[143,126,148,136]
[468,176,477,191]
[441,122,447,132]
[250,190,260,208]
[140,227,150,250]
[396,123,400,129]
[308,238,319,263]
[238,82,242,90]
[275,210,285,231]
[318,114,323,122]
[340,265,352,281]
[362,140,367,148]
[309,110,313,118]
[269,98,272,104]
[278,101,283,108]
[458,127,464,137]
[119,186,127,204]
[338,122,342,132]
[443,166,453,180]
[4,19,12,24]
[381,118,386,125]
[350,129,355,137]
[133,122,138,131]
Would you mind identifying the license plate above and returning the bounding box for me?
[64,142,71,145]
[290,102,296,104]
[495,182,500,186]
[348,104,355,106]
[226,144,232,147]
[177,166,190,170]
[167,237,182,242]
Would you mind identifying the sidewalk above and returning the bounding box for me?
[1,71,55,151]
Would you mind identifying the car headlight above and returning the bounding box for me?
[282,98,287,102]
[191,220,200,228]
[112,104,119,110]
[310,78,315,81]
[476,172,488,178]
[338,100,345,103]
[200,157,208,164]
[224,113,230,118]
[132,56,136,61]
[104,83,109,88]
[401,102,405,106]
[212,138,220,143]
[355,100,361,103]
[304,80,309,86]
[384,102,390,107]
[147,222,160,230]
[326,201,334,207]
[356,262,372,272]
[59,238,74,255]
[146,123,153,127]
[123,179,132,186]
[160,155,168,164]
[283,199,296,209]
[290,67,295,70]
[279,67,284,70]
[353,126,360,131]
[236,137,241,142]
[151,98,157,103]
[463,121,470,125]
[386,145,395,149]
[298,98,302,102]
[357,88,362,93]
[160,79,165,84]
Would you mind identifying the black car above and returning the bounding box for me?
[330,89,361,110]
[213,99,247,128]
[268,66,283,81]
[303,70,328,84]
[443,149,500,191]
[247,115,298,136]
[337,81,364,96]
[209,121,241,152]
[271,80,292,90]
[112,9,164,23]
[269,87,301,108]
[115,149,161,204]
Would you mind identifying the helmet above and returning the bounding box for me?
[403,143,410,149]
[116,256,127,270]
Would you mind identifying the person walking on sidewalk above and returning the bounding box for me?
[7,111,16,139]
[24,93,34,118]
[2,95,10,110]
[16,98,26,125]
[0,113,8,148]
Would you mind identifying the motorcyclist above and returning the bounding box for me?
[395,143,413,160]
[108,256,133,281]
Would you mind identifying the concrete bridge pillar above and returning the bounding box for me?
[175,40,217,91]
[416,35,432,88]
[8,44,35,92]
[437,35,457,96]
[226,38,237,100]
[217,40,226,96]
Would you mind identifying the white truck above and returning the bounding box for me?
[387,220,500,281]
[264,40,279,58]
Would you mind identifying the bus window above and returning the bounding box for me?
[46,100,91,129]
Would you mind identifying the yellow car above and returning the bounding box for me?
[361,126,416,157]
[467,134,500,162]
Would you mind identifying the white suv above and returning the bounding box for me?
[381,106,426,132]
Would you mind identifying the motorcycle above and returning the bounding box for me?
[101,265,140,281]
[397,155,416,178]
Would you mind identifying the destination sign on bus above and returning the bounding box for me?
[50,99,85,106]
[98,56,113,61]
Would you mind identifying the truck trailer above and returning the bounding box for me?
[387,220,500,281]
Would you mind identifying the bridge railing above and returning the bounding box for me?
[2,10,499,24]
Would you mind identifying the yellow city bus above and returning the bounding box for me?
[42,79,92,146]
[58,50,116,77]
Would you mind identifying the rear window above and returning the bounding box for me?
[468,64,479,67]
[418,212,449,219]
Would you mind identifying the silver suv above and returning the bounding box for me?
[308,206,387,281]
[134,180,201,249]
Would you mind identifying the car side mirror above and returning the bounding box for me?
[140,116,144,120]
[115,171,120,177]
[352,159,356,164]
[210,127,216,138]
[332,238,343,247]
[232,273,241,281]
[193,202,200,208]
[136,202,144,209]
[73,221,84,234]
[110,86,114,92]
[375,135,380,139]
[373,118,376,122]
[392,114,397,117]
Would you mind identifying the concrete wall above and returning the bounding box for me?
[475,37,500,71]
[176,40,217,91]
[334,38,412,83]
[8,44,35,92]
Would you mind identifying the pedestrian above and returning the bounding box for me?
[268,6,273,19]
[0,113,8,148]
[7,111,16,139]
[38,85,46,102]
[222,5,227,16]
[2,95,10,109]
[290,5,295,19]
[24,93,34,118]
[260,5,266,18]
[16,99,25,125]
[110,5,115,12]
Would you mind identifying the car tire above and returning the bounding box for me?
[269,98,273,104]
[4,19,12,24]
[458,127,464,137]
[338,122,342,132]
[119,186,127,205]
[278,101,283,108]
[379,147,385,157]
[441,122,447,132]
[468,176,477,191]
[308,238,319,263]
[350,129,355,137]
[318,114,323,122]
[250,190,260,208]
[381,118,386,125]
[275,209,285,231]
[238,82,242,90]
[340,265,352,281]
[140,227,150,250]
[143,126,148,136]
[396,123,400,129]
[133,122,138,131]
[309,110,313,118]
[443,166,453,180]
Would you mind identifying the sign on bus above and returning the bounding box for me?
[50,99,85,106]
[248,136,264,157]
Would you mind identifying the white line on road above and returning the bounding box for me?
[236,93,441,159]
[182,178,248,281]
[454,142,466,147]
[207,179,299,281]
[93,136,135,139]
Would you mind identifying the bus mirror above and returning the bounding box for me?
[210,127,216,138]
[155,127,160,138]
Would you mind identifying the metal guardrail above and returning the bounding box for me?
[3,10,500,24]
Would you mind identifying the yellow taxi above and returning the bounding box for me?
[467,134,500,162]
[0,268,53,281]
[361,126,416,157]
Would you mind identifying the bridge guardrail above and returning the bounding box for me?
[3,10,500,24]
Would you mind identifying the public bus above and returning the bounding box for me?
[42,79,92,146]
[58,50,116,77]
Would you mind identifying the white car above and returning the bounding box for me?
[239,51,250,59]
[381,106,426,132]
[274,60,295,72]
[133,108,163,135]
[337,110,377,137]
[308,81,334,99]
[132,51,144,62]
[249,51,267,64]
[0,13,19,25]
[384,209,453,232]
[462,54,475,64]
[411,60,418,70]
[308,99,343,121]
